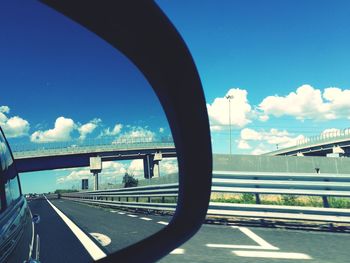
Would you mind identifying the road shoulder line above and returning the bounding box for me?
[45,197,106,261]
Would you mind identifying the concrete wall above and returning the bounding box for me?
[213,154,350,174]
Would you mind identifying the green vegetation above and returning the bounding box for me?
[122,172,138,188]
[210,193,350,209]
[241,193,255,203]
[329,197,350,209]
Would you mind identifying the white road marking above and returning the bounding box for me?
[45,198,106,261]
[207,244,279,250]
[90,232,112,247]
[207,226,278,251]
[127,214,138,218]
[110,210,117,213]
[157,221,169,225]
[170,248,185,255]
[233,251,312,259]
[140,217,152,221]
[118,212,126,215]
[234,226,278,250]
[28,209,35,259]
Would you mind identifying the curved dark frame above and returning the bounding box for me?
[41,1,212,262]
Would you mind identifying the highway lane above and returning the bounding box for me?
[28,198,93,263]
[29,198,350,262]
[50,198,168,253]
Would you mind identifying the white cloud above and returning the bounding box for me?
[31,117,75,143]
[241,128,262,140]
[0,105,30,138]
[0,106,10,114]
[127,159,144,177]
[259,115,269,122]
[78,118,101,140]
[159,127,164,133]
[115,126,155,143]
[259,84,350,121]
[56,156,178,186]
[237,139,251,149]
[57,161,127,184]
[207,88,253,130]
[159,158,178,175]
[251,144,270,155]
[101,123,123,137]
[57,169,91,184]
[240,128,306,154]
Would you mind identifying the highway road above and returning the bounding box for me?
[28,198,350,263]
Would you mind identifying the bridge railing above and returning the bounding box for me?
[61,171,350,223]
[267,128,350,156]
[296,128,350,146]
[11,136,175,158]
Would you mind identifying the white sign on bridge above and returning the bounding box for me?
[90,157,102,173]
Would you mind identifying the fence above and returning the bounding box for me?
[60,171,350,223]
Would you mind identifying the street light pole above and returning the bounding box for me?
[226,95,233,155]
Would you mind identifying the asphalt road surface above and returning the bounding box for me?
[28,198,350,263]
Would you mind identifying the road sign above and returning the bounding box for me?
[82,179,89,190]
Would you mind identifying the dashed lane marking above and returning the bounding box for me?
[170,248,185,255]
[127,214,138,218]
[140,217,152,221]
[157,221,169,225]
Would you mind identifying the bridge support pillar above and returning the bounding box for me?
[94,172,99,191]
[143,154,155,179]
[153,161,160,178]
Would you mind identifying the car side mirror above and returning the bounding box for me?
[40,1,212,262]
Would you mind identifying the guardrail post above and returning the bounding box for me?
[255,194,261,204]
[322,196,330,208]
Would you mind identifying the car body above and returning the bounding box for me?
[0,127,36,262]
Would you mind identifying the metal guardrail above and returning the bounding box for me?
[61,171,350,223]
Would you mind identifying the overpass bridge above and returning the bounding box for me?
[11,137,176,179]
[264,128,350,157]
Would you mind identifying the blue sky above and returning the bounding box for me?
[2,1,350,193]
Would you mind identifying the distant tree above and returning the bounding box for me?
[122,172,138,188]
